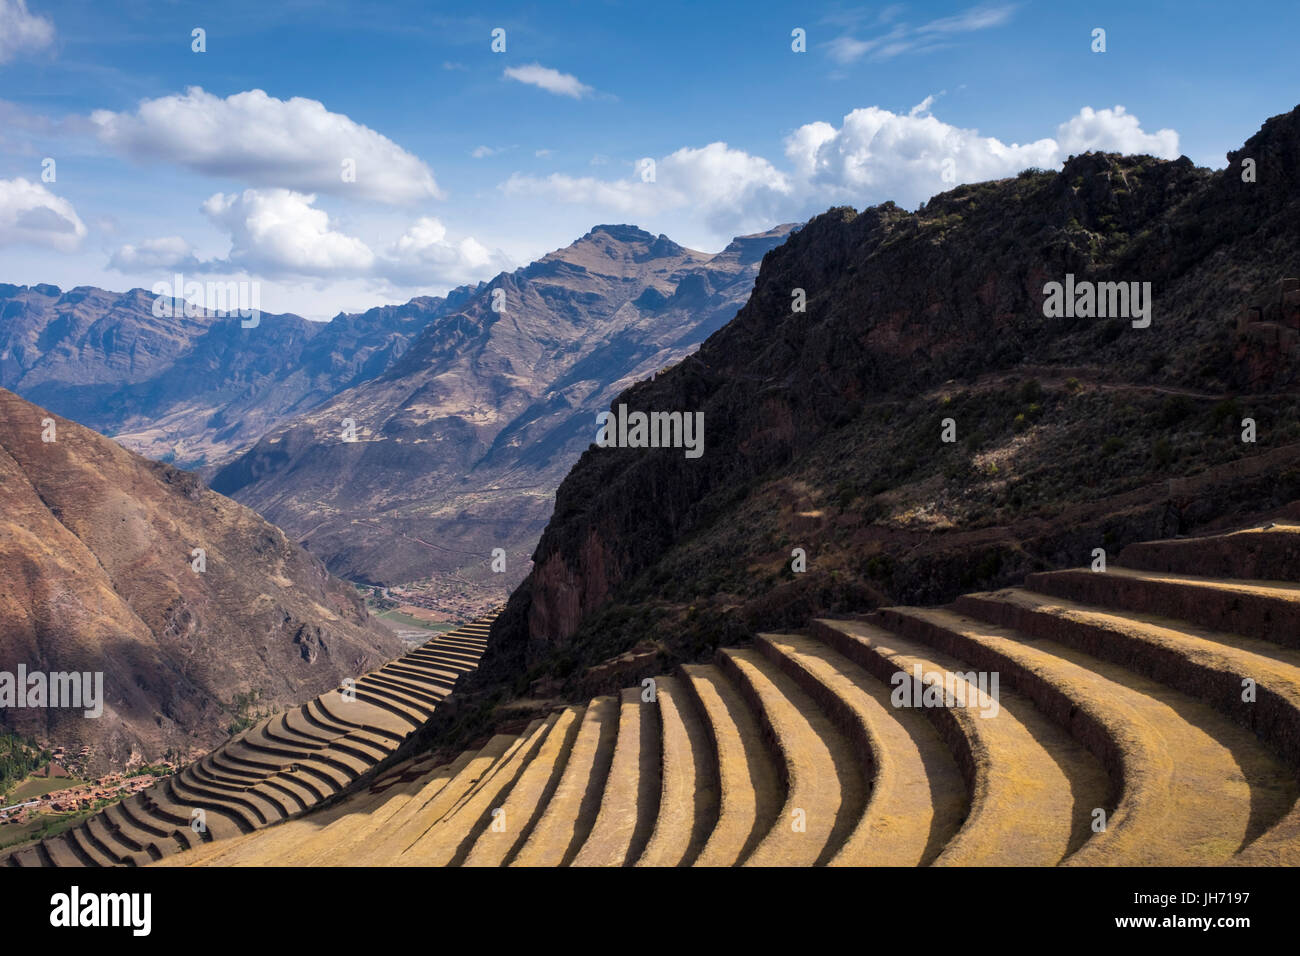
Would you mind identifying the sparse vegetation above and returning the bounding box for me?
[0,734,51,802]
[227,689,268,736]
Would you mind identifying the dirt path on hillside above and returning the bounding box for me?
[920,366,1228,402]
[840,438,1300,561]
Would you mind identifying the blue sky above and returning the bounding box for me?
[1,0,1297,316]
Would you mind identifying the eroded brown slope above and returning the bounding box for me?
[0,388,400,774]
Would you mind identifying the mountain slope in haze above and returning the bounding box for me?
[211,224,794,604]
[466,104,1300,702]
[0,283,471,469]
[0,388,401,775]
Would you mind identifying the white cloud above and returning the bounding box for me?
[910,94,938,117]
[503,63,594,99]
[108,236,199,272]
[0,0,53,64]
[787,103,1181,208]
[1055,106,1179,159]
[784,106,1058,207]
[471,145,512,158]
[503,142,793,238]
[90,87,442,205]
[501,103,1180,245]
[827,29,899,64]
[382,216,513,286]
[0,178,86,252]
[111,195,510,288]
[201,189,376,278]
[783,121,840,179]
[827,3,1015,63]
[784,103,1181,210]
[919,4,1016,35]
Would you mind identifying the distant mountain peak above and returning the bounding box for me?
[533,223,707,276]
[586,223,656,243]
[211,217,786,597]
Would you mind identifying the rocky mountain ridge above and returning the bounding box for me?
[209,223,794,606]
[0,282,477,469]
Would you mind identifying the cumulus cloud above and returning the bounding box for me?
[0,178,86,252]
[111,193,509,288]
[500,102,1181,243]
[382,216,513,286]
[784,105,1060,207]
[1055,106,1179,159]
[503,142,793,237]
[108,236,199,271]
[201,189,376,278]
[0,0,53,64]
[503,63,594,99]
[90,87,442,205]
[786,102,1180,209]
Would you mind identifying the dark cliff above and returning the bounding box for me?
[474,105,1300,705]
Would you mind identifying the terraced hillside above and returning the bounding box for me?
[136,522,1300,866]
[1,614,495,867]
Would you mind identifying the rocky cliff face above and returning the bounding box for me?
[0,284,461,469]
[210,224,794,605]
[0,388,400,774]
[483,105,1300,693]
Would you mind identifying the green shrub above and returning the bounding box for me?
[863,555,893,579]
[1210,398,1242,428]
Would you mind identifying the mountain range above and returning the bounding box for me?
[205,224,793,600]
[1,225,791,616]
[0,282,477,469]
